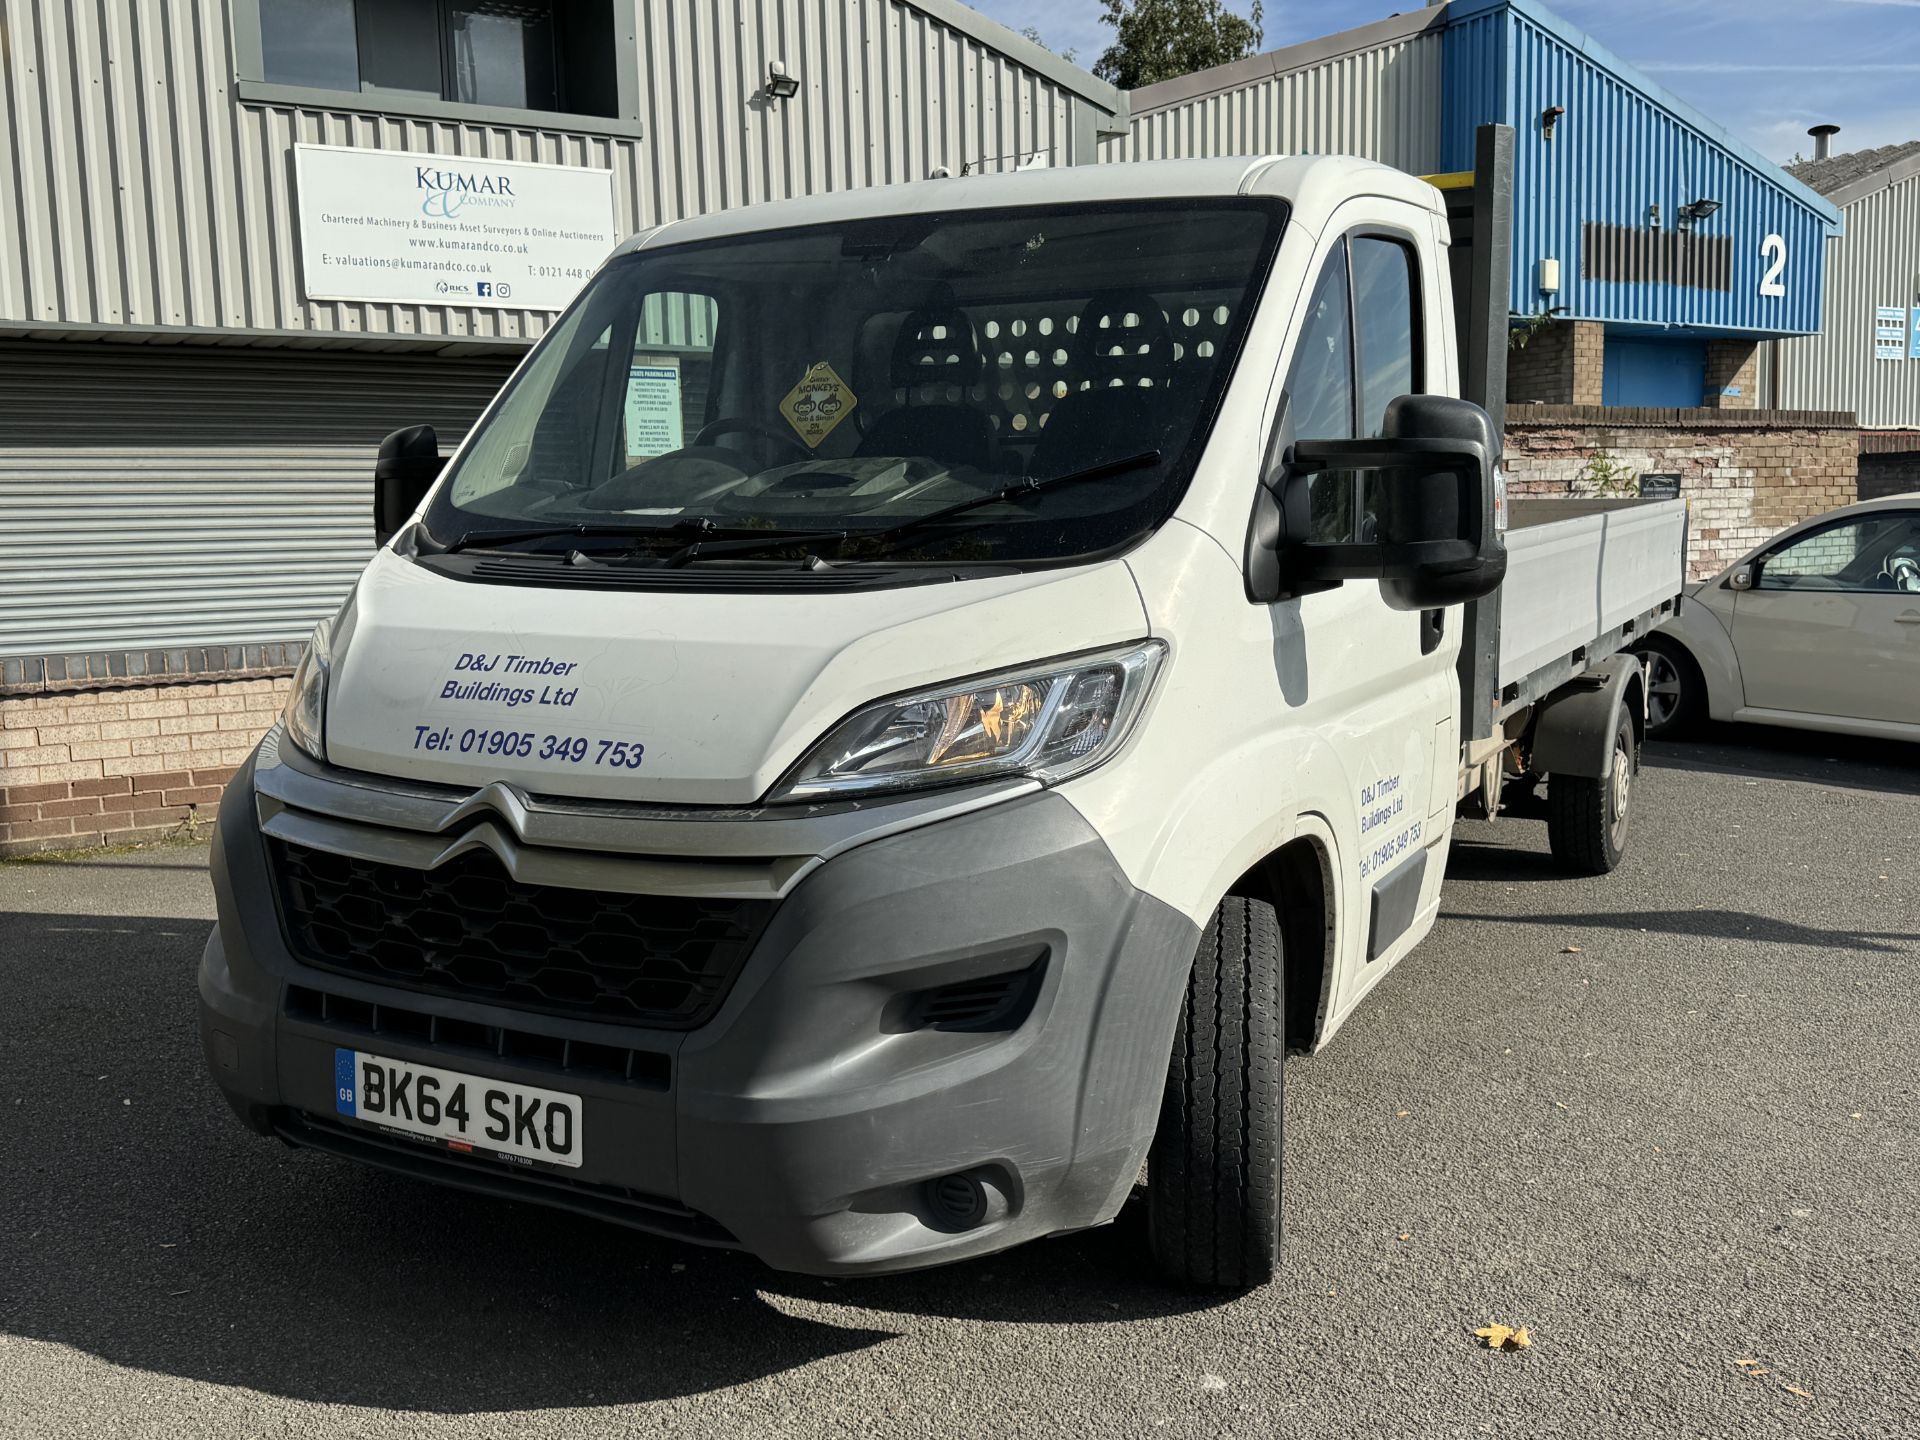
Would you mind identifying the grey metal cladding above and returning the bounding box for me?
[0,342,517,656]
[1099,18,1445,175]
[0,0,1097,348]
[1581,224,1733,293]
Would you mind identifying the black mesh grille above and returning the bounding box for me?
[270,841,775,1028]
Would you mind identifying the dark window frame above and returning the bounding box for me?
[234,0,642,136]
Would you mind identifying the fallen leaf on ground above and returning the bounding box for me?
[1397,1233,1412,1241]
[1561,945,1582,953]
[1395,1110,1411,1118]
[1784,1385,1813,1399]
[1475,1324,1532,1351]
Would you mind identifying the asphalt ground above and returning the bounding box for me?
[2,724,1916,1439]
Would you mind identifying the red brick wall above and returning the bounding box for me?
[0,677,289,856]
[1504,406,1860,580]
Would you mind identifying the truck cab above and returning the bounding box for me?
[200,155,1525,1288]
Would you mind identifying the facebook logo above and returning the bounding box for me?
[476,282,493,297]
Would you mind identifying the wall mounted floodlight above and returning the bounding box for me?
[1648,202,1661,231]
[765,60,800,100]
[1541,104,1565,138]
[1675,198,1722,232]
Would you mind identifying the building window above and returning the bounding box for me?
[258,0,611,119]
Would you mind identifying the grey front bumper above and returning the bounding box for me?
[199,752,1197,1276]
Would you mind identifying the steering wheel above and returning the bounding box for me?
[1885,551,1920,593]
[693,417,813,469]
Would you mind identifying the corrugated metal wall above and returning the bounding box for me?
[1761,175,1920,428]
[0,343,519,654]
[0,0,1104,660]
[1443,0,1833,336]
[1099,21,1445,174]
[0,0,1091,346]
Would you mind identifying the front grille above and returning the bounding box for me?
[270,840,775,1028]
[284,984,671,1088]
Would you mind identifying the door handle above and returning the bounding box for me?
[1899,612,1920,625]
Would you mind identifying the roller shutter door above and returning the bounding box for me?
[0,341,522,657]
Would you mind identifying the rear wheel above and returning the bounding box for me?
[1546,710,1637,875]
[1639,637,1704,739]
[1148,894,1283,1290]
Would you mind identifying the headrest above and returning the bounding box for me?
[890,307,983,390]
[1072,291,1175,389]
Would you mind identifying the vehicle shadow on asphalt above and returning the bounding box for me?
[1436,906,1916,954]
[0,910,1220,1414]
[1644,726,1920,795]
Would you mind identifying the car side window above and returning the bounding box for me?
[1283,245,1356,543]
[1282,232,1425,549]
[1351,236,1420,438]
[1758,514,1920,593]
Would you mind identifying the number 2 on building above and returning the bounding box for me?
[1759,234,1787,298]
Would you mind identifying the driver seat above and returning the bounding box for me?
[854,307,996,471]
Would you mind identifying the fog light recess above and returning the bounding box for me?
[924,1172,991,1232]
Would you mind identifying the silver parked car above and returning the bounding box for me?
[1639,494,1920,743]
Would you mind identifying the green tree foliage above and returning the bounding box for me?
[1092,0,1265,89]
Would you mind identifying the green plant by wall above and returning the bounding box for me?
[1572,450,1637,497]
[1508,307,1566,352]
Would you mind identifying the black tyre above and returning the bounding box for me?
[1148,894,1283,1290]
[1639,636,1704,739]
[1546,710,1637,876]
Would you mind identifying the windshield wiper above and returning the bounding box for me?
[428,518,741,557]
[821,449,1163,559]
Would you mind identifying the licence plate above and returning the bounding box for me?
[333,1049,583,1169]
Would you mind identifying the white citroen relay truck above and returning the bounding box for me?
[200,133,1685,1288]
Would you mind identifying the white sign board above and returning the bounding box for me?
[1875,306,1908,362]
[625,362,684,459]
[293,145,619,311]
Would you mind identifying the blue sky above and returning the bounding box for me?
[973,0,1920,161]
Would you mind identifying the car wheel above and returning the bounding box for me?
[1546,710,1637,876]
[1639,637,1704,739]
[1148,894,1283,1290]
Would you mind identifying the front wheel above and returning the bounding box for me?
[1639,637,1704,739]
[1546,710,1637,875]
[1148,894,1284,1290]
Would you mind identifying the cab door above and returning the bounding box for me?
[1271,207,1460,1000]
[1734,508,1920,726]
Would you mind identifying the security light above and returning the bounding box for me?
[766,60,800,100]
[1676,198,1722,232]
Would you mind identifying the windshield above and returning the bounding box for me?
[422,199,1284,568]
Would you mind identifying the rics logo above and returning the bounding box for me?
[416,166,518,219]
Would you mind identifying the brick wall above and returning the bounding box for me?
[0,677,288,856]
[1508,320,1605,406]
[1703,340,1759,410]
[1504,406,1860,580]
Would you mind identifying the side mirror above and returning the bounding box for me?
[1249,394,1508,610]
[1728,564,1755,591]
[374,424,442,546]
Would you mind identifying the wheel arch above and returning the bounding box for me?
[1221,829,1336,1054]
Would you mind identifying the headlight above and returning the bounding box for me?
[770,640,1166,802]
[282,616,335,762]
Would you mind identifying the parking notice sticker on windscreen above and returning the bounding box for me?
[779,361,857,447]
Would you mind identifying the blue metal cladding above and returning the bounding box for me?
[1442,0,1839,337]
